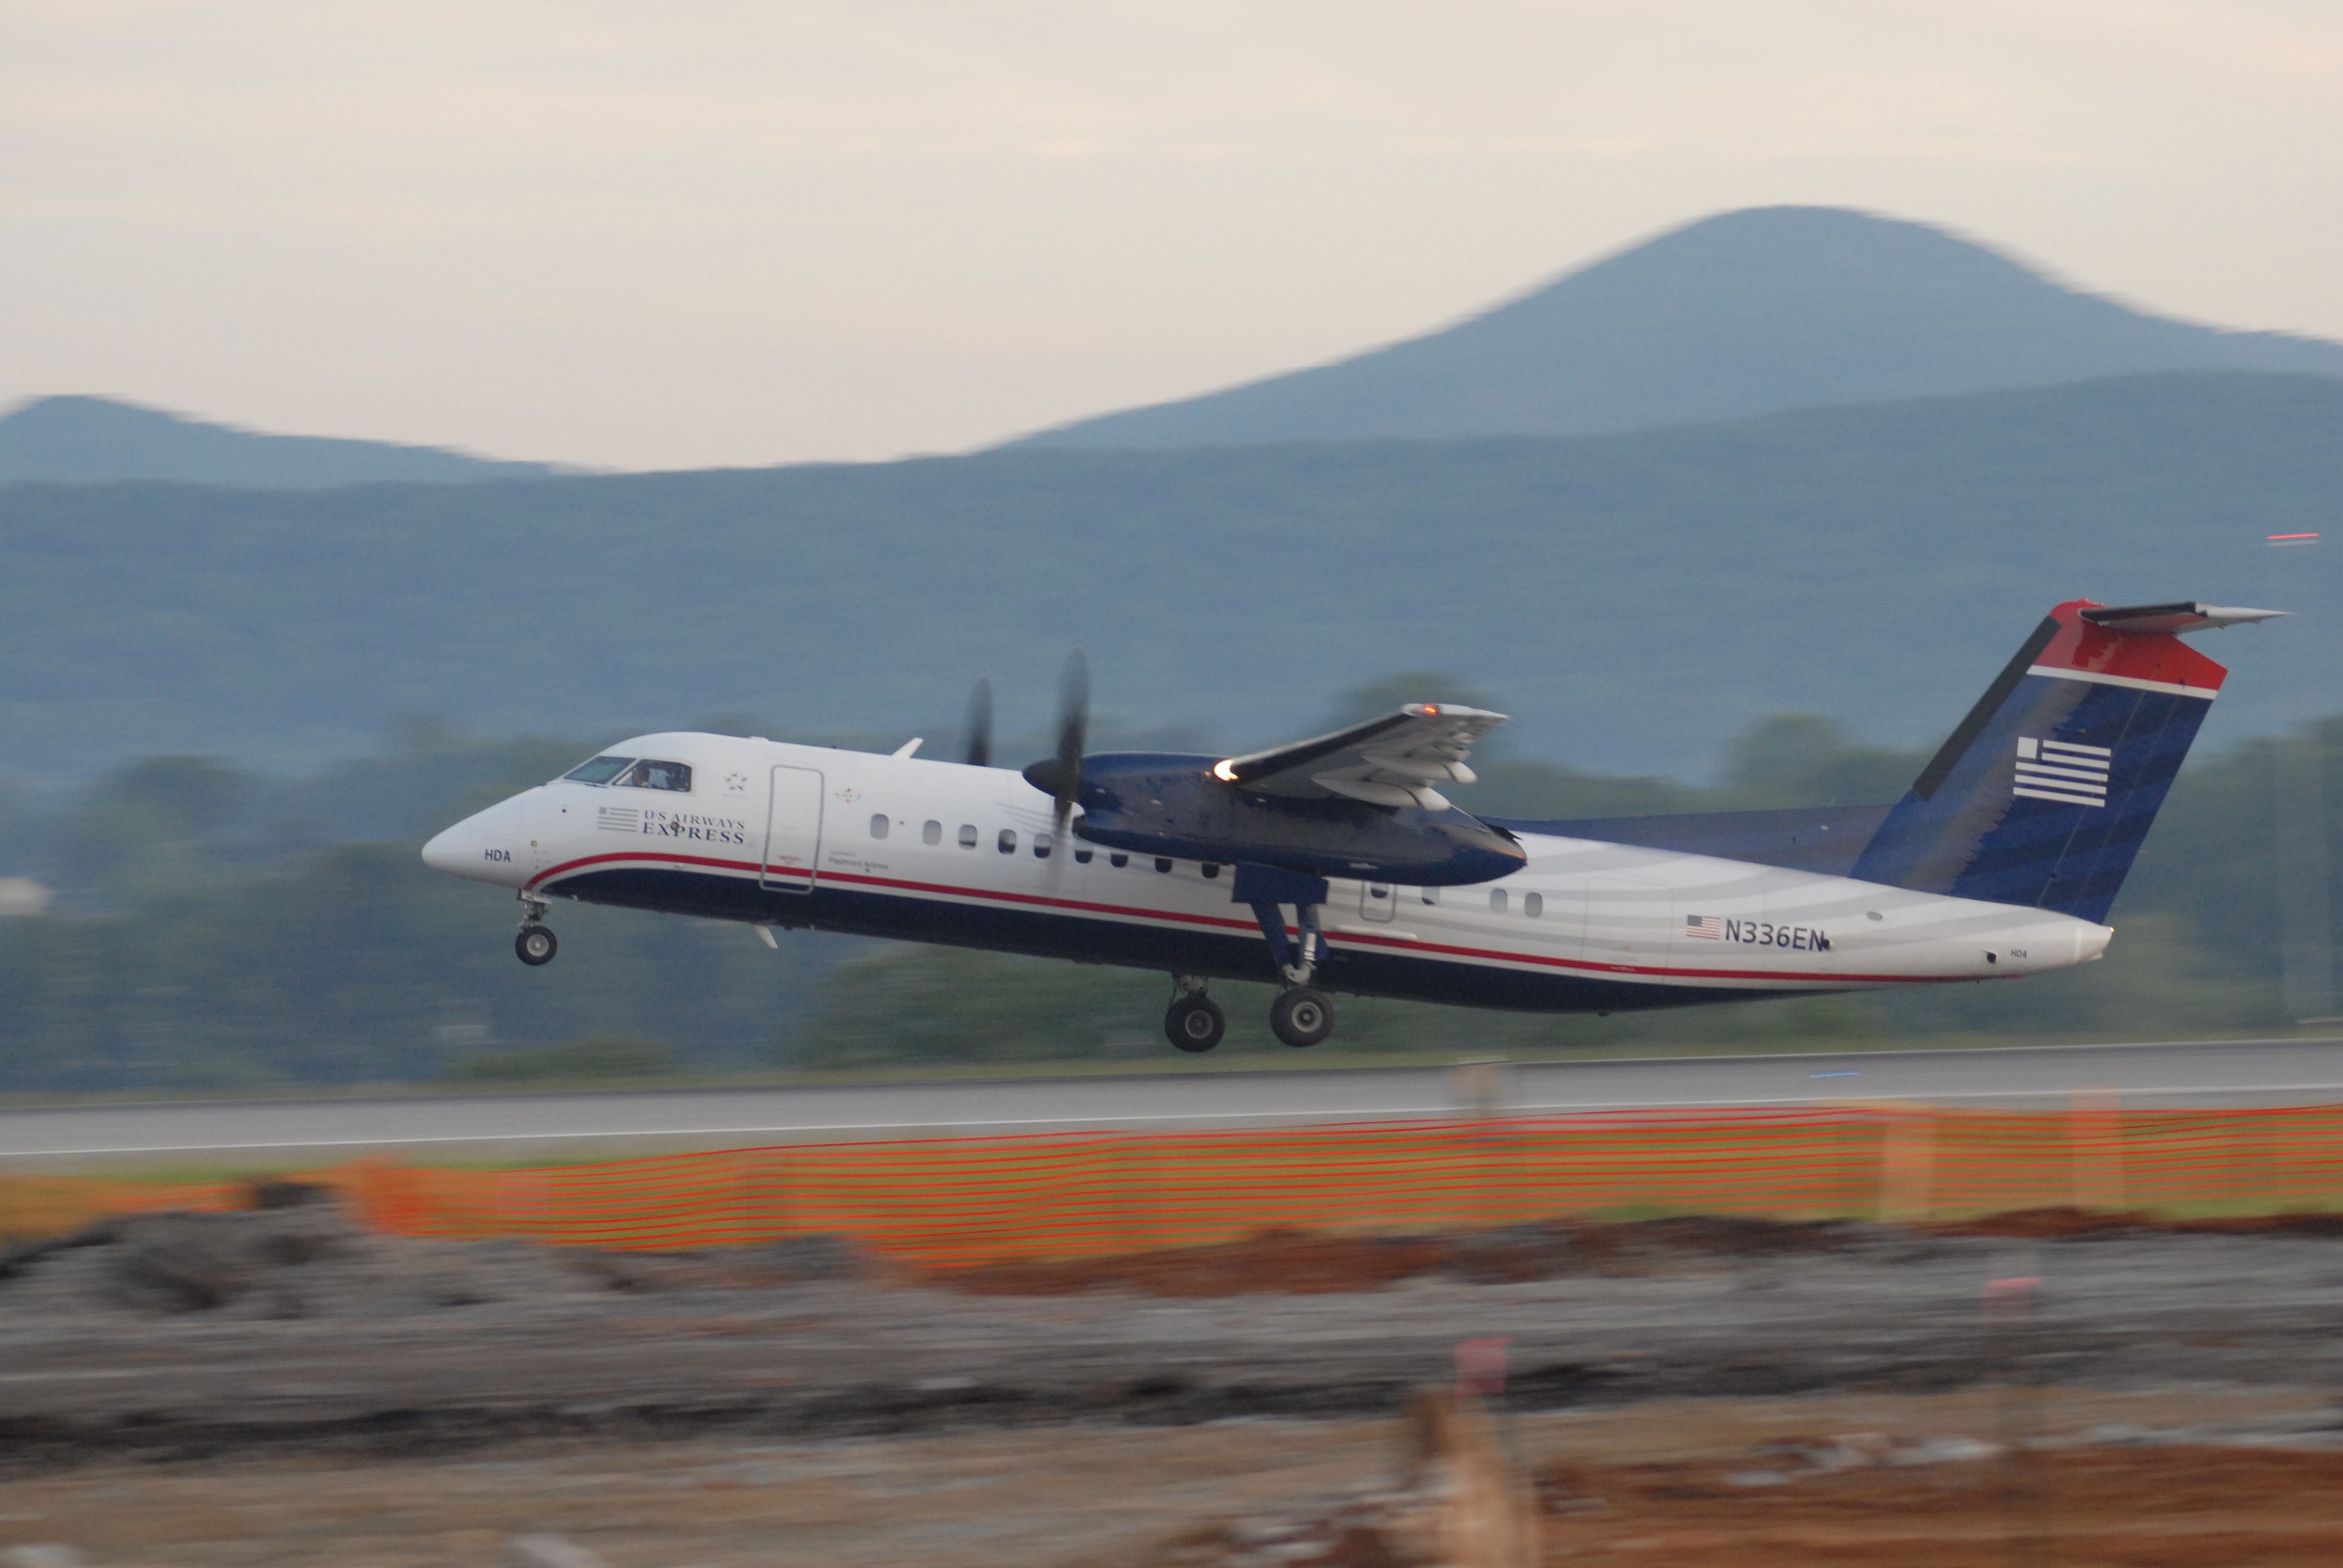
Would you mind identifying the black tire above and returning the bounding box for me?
[1166,995,1225,1053]
[1269,986,1334,1048]
[515,924,558,966]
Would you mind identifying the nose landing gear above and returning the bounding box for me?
[514,893,557,966]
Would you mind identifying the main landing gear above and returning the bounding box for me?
[1161,857,1345,1056]
[515,896,557,966]
[1235,863,1337,1050]
[1165,976,1225,1053]
[1161,976,1336,1053]
[1268,985,1334,1049]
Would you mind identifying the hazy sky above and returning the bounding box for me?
[4,1,2340,469]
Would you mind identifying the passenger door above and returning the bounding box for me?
[761,766,825,893]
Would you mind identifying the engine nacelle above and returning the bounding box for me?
[1040,753,1525,886]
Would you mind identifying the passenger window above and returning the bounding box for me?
[1110,853,1129,868]
[958,824,977,849]
[1074,848,1093,864]
[1489,888,1507,913]
[563,755,635,785]
[1201,863,1220,880]
[923,820,942,845]
[1154,857,1173,873]
[1421,888,1440,905]
[619,759,692,792]
[1034,832,1050,859]
[869,814,889,840]
[998,829,1017,854]
[1524,891,1544,918]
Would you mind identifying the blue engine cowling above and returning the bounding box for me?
[1032,753,1525,886]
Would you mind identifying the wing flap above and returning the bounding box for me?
[1218,704,1508,808]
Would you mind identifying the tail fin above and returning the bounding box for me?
[1850,599,2278,922]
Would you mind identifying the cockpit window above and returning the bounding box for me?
[562,756,692,791]
[564,755,636,785]
[620,760,692,792]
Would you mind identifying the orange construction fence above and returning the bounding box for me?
[7,1104,2342,1269]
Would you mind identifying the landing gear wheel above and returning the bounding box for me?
[515,924,558,966]
[1269,987,1334,1048]
[1166,995,1226,1053]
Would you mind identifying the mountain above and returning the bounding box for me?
[2,369,2338,785]
[0,396,563,488]
[1009,207,2343,450]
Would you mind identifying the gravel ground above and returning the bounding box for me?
[4,1201,2342,1465]
[5,1395,2343,1566]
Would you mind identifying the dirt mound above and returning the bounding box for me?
[938,1209,2343,1296]
[943,1232,1455,1297]
[11,1203,2336,1308]
[936,1217,1864,1296]
[1143,1439,2343,1566]
[1932,1206,2343,1241]
[0,1203,589,1319]
[0,1202,902,1323]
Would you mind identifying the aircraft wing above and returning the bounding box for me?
[1214,705,1507,810]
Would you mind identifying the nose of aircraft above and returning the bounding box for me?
[422,794,532,886]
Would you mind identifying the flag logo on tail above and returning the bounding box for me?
[2013,736,2109,808]
[1684,914,1723,939]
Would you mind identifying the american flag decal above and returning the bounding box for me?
[1684,914,1723,939]
[2013,736,2110,808]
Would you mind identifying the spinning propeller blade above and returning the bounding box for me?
[964,673,994,768]
[1050,645,1089,841]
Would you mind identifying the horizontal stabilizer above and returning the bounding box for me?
[2080,601,2285,635]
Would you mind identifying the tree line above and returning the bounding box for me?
[0,701,2332,1091]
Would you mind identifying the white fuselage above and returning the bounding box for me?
[424,732,2112,1009]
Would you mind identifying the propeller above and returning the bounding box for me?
[1017,646,1091,846]
[964,673,994,768]
[1047,645,1089,842]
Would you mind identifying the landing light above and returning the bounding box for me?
[1213,759,1239,782]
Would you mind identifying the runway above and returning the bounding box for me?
[4,1036,2342,1163]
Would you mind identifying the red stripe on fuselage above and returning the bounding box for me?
[528,849,1970,988]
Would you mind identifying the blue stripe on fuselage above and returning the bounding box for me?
[547,864,1789,1015]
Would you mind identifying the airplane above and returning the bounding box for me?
[422,598,2274,1053]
